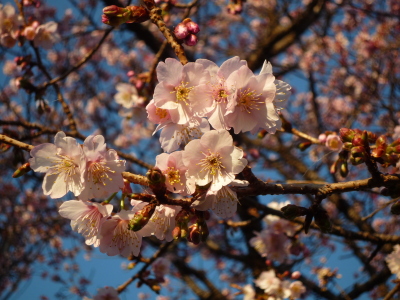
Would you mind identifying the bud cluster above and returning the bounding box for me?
[340,128,400,168]
[173,18,200,46]
[102,5,150,27]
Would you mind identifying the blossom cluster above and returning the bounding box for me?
[0,3,60,48]
[146,56,291,153]
[251,269,306,300]
[250,201,305,262]
[28,57,290,259]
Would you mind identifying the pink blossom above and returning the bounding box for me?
[138,204,181,242]
[225,65,278,134]
[93,286,120,300]
[79,135,126,200]
[99,210,143,257]
[325,134,343,152]
[182,130,247,191]
[152,257,171,279]
[250,230,290,263]
[153,58,209,125]
[155,118,210,153]
[146,99,171,124]
[0,4,21,47]
[254,270,281,295]
[192,180,248,218]
[114,83,144,109]
[191,57,247,130]
[242,284,255,300]
[33,21,60,49]
[59,200,113,247]
[386,245,400,279]
[29,131,86,199]
[289,281,306,299]
[155,151,195,195]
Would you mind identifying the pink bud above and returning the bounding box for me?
[291,271,301,279]
[184,34,198,46]
[127,70,135,77]
[174,23,189,39]
[186,21,200,34]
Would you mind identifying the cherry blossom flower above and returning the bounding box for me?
[33,21,60,49]
[183,129,247,191]
[155,151,195,195]
[79,134,126,200]
[29,131,86,199]
[191,57,247,130]
[99,210,143,257]
[93,286,120,300]
[153,58,209,125]
[254,270,281,295]
[225,65,278,134]
[192,180,248,218]
[249,230,290,263]
[146,99,171,125]
[325,134,343,152]
[58,200,113,247]
[155,118,210,153]
[0,3,21,48]
[152,257,171,279]
[386,244,400,279]
[289,281,306,299]
[242,284,255,300]
[138,203,181,242]
[114,83,144,109]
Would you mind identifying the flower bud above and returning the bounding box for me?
[391,201,400,215]
[291,271,301,279]
[12,162,32,178]
[351,146,366,158]
[339,160,349,177]
[376,135,387,147]
[351,134,363,147]
[187,223,201,245]
[257,130,268,139]
[350,156,365,165]
[298,141,312,151]
[339,128,355,143]
[184,34,198,46]
[172,226,181,239]
[174,23,189,39]
[128,203,156,231]
[281,204,308,220]
[186,21,200,34]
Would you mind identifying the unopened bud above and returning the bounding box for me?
[257,130,268,139]
[298,141,312,151]
[351,134,363,147]
[128,203,156,231]
[184,34,198,46]
[376,135,387,147]
[391,201,400,215]
[12,162,31,178]
[186,21,200,34]
[187,224,201,245]
[371,146,385,158]
[339,160,349,177]
[350,156,365,165]
[281,204,308,220]
[351,146,366,158]
[174,23,189,39]
[291,271,301,279]
[172,226,181,239]
[339,128,355,143]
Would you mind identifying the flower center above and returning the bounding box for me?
[166,167,181,185]
[155,107,168,119]
[112,220,136,249]
[198,151,225,176]
[50,154,78,179]
[237,88,262,113]
[87,161,115,186]
[172,81,194,105]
